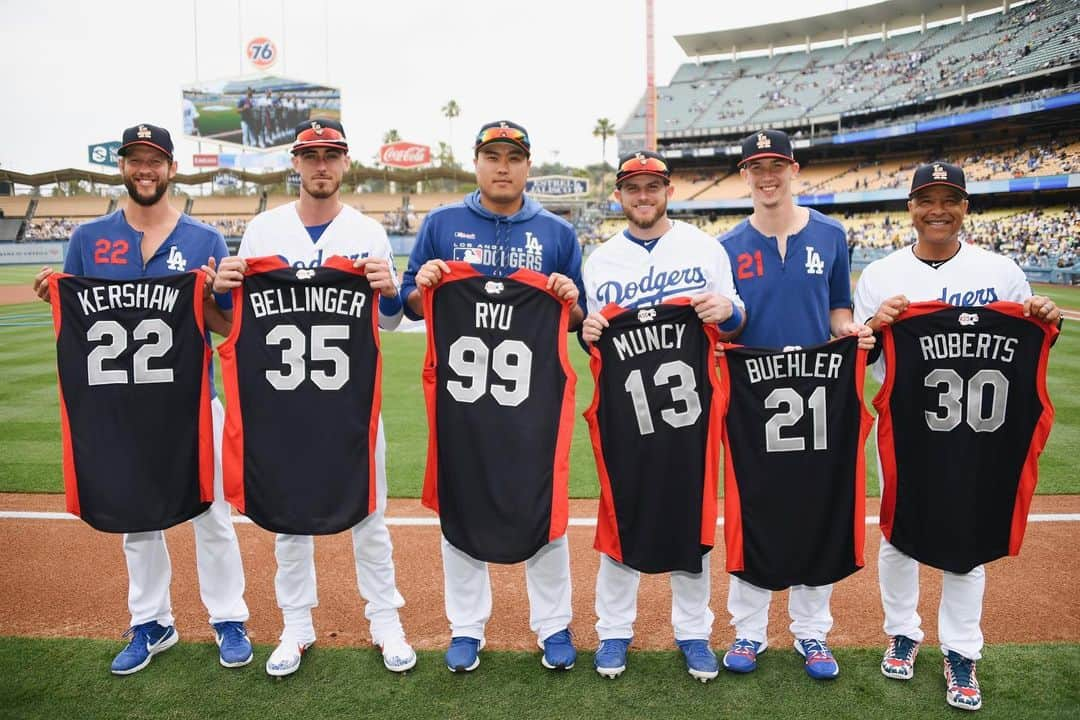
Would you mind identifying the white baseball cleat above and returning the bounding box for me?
[379,636,417,673]
[265,639,314,677]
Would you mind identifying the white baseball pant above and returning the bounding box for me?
[595,552,713,642]
[441,534,572,643]
[273,418,406,646]
[878,537,985,660]
[726,575,834,648]
[124,397,249,627]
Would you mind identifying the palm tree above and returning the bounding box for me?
[383,129,401,144]
[441,99,461,162]
[593,117,616,199]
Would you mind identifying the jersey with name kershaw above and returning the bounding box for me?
[49,271,214,532]
[583,220,744,313]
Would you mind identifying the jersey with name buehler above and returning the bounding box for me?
[421,263,575,564]
[220,256,380,535]
[875,302,1056,573]
[50,271,213,532]
[587,301,721,574]
[720,335,871,590]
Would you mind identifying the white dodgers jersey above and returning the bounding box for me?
[584,221,744,313]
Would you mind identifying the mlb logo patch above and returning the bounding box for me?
[484,281,504,295]
[462,247,484,264]
[637,308,656,323]
[296,269,316,280]
[958,312,979,326]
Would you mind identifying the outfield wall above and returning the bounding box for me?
[0,242,64,265]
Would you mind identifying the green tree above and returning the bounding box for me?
[441,99,461,161]
[382,129,401,144]
[593,117,616,198]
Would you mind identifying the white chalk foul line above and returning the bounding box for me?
[2,512,1080,525]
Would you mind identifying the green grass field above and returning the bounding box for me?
[1,638,1077,720]
[2,266,1078,718]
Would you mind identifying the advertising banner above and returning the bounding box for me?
[379,142,432,168]
[181,75,341,151]
[88,142,121,167]
[526,175,589,197]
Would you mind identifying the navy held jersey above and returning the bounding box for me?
[421,262,576,564]
[219,255,380,535]
[586,300,721,574]
[719,335,872,590]
[875,302,1057,573]
[49,271,214,532]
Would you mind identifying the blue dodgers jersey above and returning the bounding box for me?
[401,191,584,321]
[63,210,231,396]
[720,209,851,349]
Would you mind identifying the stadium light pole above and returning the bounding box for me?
[645,0,656,152]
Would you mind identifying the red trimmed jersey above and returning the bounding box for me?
[421,262,576,564]
[585,300,721,574]
[48,271,214,532]
[219,256,381,535]
[875,301,1057,573]
[719,335,871,590]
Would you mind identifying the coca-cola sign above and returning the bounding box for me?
[380,142,431,168]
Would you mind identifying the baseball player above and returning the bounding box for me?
[213,118,415,676]
[580,150,744,681]
[400,120,584,673]
[854,161,1062,712]
[32,123,252,674]
[718,129,873,680]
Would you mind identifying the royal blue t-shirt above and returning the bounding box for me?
[63,210,231,396]
[719,208,851,349]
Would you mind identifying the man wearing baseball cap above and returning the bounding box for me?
[581,149,744,682]
[854,161,1061,712]
[718,129,872,681]
[400,120,584,674]
[32,123,253,674]
[213,117,416,677]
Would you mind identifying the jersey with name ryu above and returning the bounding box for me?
[719,335,872,590]
[874,302,1057,573]
[219,256,381,534]
[421,262,576,564]
[49,271,214,532]
[586,300,722,574]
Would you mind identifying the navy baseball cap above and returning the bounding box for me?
[909,161,968,197]
[118,124,174,159]
[474,120,531,156]
[615,150,671,187]
[739,129,794,167]
[291,118,348,154]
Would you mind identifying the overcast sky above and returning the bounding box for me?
[1,0,891,174]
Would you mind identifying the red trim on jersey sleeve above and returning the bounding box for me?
[218,279,246,515]
[716,347,745,572]
[48,273,81,518]
[852,343,872,568]
[368,283,382,516]
[873,324,900,542]
[549,296,575,541]
[322,254,370,276]
[700,321,722,548]
[420,279,444,515]
[191,270,215,503]
[585,341,624,563]
[244,255,291,274]
[1004,304,1058,556]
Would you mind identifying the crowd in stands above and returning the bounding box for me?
[24,218,77,240]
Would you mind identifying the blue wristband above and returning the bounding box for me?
[718,304,743,332]
[379,293,404,317]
